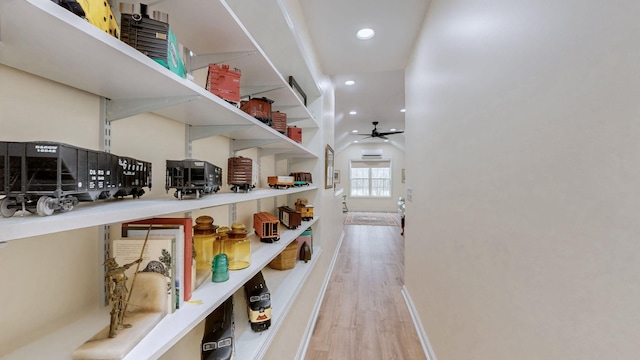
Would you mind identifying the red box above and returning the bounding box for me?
[272,111,287,133]
[206,64,241,103]
[287,126,302,143]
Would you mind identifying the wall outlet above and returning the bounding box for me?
[406,188,413,202]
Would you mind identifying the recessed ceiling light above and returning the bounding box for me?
[384,139,389,142]
[345,80,355,86]
[357,28,375,40]
[390,128,396,131]
[354,140,359,143]
[352,130,358,133]
[400,108,406,113]
[349,111,357,115]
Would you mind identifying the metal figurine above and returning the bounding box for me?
[104,257,142,338]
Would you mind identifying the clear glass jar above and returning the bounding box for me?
[225,222,251,270]
[193,215,219,270]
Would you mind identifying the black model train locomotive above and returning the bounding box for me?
[243,271,271,332]
[201,295,235,360]
[0,141,151,217]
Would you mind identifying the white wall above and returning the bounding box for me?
[335,143,405,212]
[404,1,640,359]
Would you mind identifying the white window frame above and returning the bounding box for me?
[349,159,392,198]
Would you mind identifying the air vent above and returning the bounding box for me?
[361,154,382,160]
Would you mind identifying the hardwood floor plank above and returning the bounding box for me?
[306,219,426,360]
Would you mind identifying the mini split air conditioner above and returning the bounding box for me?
[361,149,383,160]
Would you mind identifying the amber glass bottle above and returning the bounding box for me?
[214,226,230,258]
[225,223,251,270]
[193,216,219,270]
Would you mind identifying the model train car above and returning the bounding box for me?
[201,295,234,360]
[295,198,314,221]
[253,211,280,243]
[244,271,271,332]
[227,156,258,193]
[165,159,222,199]
[278,205,302,229]
[0,141,151,217]
[290,171,312,186]
[240,97,274,126]
[267,175,294,189]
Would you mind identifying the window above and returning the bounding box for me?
[349,160,391,197]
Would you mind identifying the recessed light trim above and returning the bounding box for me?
[357,28,375,40]
[400,108,406,113]
[349,111,357,115]
[345,80,355,86]
[390,128,396,131]
[352,130,358,133]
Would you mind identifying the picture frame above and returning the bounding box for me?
[325,145,334,189]
[334,170,340,184]
[401,168,406,183]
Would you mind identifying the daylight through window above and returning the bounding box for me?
[349,160,391,197]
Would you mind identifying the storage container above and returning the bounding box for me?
[206,64,241,103]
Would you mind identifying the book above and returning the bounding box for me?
[123,218,195,303]
[123,217,195,303]
[111,237,176,315]
[122,223,185,311]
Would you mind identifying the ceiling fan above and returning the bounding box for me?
[354,121,404,140]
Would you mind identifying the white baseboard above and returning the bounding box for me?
[401,286,438,360]
[295,230,346,359]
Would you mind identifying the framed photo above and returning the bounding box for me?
[401,168,406,183]
[325,145,334,189]
[334,170,340,184]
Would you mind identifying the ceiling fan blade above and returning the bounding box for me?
[378,135,388,140]
[378,131,404,136]
[352,133,371,136]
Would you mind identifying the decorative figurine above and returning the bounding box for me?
[104,257,142,338]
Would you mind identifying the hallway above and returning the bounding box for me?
[305,215,425,360]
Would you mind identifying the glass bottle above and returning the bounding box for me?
[225,222,251,270]
[214,226,230,257]
[193,215,219,270]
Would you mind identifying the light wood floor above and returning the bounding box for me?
[305,216,426,360]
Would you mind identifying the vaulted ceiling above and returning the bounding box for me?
[298,0,431,152]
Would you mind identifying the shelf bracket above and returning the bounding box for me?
[232,139,280,151]
[241,85,285,98]
[189,124,254,141]
[106,95,200,121]
[186,51,256,72]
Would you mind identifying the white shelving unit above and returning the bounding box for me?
[0,0,323,358]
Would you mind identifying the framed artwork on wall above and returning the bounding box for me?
[334,170,340,184]
[325,145,334,189]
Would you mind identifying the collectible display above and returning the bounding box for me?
[202,296,234,360]
[211,254,229,283]
[0,141,151,217]
[243,271,271,332]
[290,171,312,185]
[78,0,120,38]
[227,156,258,192]
[165,159,222,199]
[240,97,274,126]
[277,205,302,229]
[271,111,287,133]
[267,175,295,189]
[119,3,186,78]
[253,211,280,243]
[295,198,314,221]
[206,64,241,104]
[286,126,302,143]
